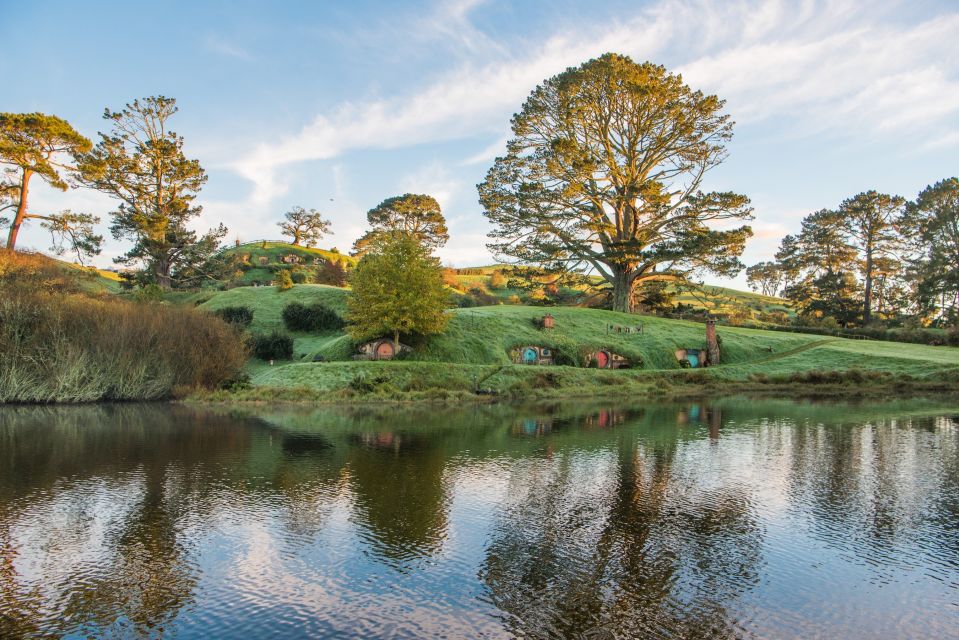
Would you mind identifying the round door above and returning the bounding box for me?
[686,353,700,368]
[595,350,610,369]
[523,347,538,364]
[376,341,395,359]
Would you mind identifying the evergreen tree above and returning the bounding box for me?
[0,113,101,260]
[839,191,905,324]
[902,178,959,324]
[76,97,226,288]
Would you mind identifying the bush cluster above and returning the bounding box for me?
[248,331,294,360]
[213,305,254,327]
[282,301,344,332]
[0,290,248,402]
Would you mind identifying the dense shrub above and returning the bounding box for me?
[275,270,294,291]
[282,301,344,332]
[0,291,248,402]
[214,305,254,327]
[248,331,294,360]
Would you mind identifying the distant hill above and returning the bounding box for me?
[220,241,355,286]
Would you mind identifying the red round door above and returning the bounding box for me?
[595,351,610,369]
[376,341,395,359]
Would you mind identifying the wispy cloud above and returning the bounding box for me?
[203,34,253,60]
[232,0,959,208]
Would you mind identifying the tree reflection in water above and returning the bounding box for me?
[0,399,957,638]
[481,408,761,639]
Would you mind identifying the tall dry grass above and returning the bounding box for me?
[0,251,248,403]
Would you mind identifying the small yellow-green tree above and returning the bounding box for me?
[347,233,449,347]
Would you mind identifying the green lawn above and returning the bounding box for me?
[192,286,959,401]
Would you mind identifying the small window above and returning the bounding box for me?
[541,348,552,356]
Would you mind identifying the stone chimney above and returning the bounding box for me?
[706,319,720,366]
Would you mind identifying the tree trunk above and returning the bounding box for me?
[863,250,873,325]
[611,267,635,313]
[155,257,172,290]
[393,329,400,350]
[5,170,31,251]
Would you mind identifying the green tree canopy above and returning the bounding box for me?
[76,97,226,289]
[478,53,753,313]
[902,177,959,324]
[278,206,331,246]
[352,193,448,255]
[0,113,101,260]
[776,209,861,323]
[839,191,905,324]
[347,233,449,347]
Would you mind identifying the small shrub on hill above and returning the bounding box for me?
[214,306,254,327]
[249,331,294,360]
[275,270,294,291]
[282,302,344,332]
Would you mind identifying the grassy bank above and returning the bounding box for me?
[184,285,959,403]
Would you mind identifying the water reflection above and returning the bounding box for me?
[0,398,957,638]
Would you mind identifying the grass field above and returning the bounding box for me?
[192,285,959,402]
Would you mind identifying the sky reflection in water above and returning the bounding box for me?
[0,398,957,639]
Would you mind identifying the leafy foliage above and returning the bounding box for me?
[902,178,959,324]
[282,301,344,332]
[479,53,752,312]
[745,262,783,297]
[248,331,294,360]
[76,96,226,288]
[0,112,99,258]
[351,193,448,254]
[347,232,449,344]
[278,206,331,247]
[839,191,906,324]
[275,269,294,291]
[213,305,254,327]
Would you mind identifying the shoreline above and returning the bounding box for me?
[186,372,959,407]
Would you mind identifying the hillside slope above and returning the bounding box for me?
[193,286,959,400]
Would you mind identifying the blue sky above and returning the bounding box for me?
[4,0,958,288]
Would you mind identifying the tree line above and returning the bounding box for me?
[3,53,956,334]
[746,182,959,327]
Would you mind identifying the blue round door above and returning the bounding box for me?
[686,353,700,368]
[523,347,538,364]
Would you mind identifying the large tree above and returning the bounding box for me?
[776,209,861,323]
[0,113,102,259]
[278,206,330,246]
[76,97,226,288]
[347,232,449,348]
[352,193,448,255]
[902,178,959,324]
[478,54,753,313]
[839,191,905,324]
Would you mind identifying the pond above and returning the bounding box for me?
[0,398,957,639]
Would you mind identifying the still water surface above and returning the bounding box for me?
[0,398,958,639]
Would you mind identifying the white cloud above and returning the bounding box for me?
[232,0,959,212]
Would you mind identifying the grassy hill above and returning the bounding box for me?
[214,242,791,321]
[193,284,959,401]
[220,241,355,285]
